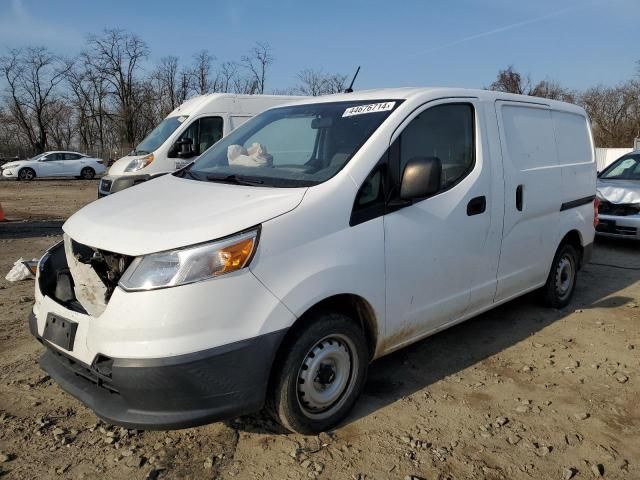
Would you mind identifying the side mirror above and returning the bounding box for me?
[171,138,195,159]
[400,156,442,200]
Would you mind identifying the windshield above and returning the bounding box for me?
[132,115,187,155]
[183,100,401,187]
[600,155,640,180]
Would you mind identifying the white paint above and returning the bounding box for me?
[34,87,595,366]
[1,151,106,179]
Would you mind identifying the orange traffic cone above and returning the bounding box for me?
[0,203,5,222]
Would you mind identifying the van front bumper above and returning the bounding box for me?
[31,312,286,430]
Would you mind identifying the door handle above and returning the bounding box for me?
[516,185,524,211]
[466,195,486,216]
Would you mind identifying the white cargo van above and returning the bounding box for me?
[98,93,303,196]
[31,88,597,434]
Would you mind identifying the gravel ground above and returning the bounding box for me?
[0,180,638,479]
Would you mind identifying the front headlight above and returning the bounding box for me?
[124,153,154,172]
[118,229,259,291]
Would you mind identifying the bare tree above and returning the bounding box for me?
[218,61,239,93]
[0,47,71,153]
[296,69,347,96]
[193,50,214,94]
[489,65,531,94]
[488,65,574,102]
[154,56,179,112]
[85,29,149,145]
[66,55,112,151]
[580,82,640,147]
[241,42,274,94]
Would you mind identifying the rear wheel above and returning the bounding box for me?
[541,243,578,308]
[80,167,95,180]
[270,312,368,434]
[18,168,35,181]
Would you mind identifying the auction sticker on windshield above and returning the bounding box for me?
[343,102,396,117]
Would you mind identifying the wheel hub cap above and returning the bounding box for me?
[555,255,573,296]
[298,337,352,414]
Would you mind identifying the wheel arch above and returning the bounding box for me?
[558,229,585,268]
[285,294,378,360]
[267,293,379,400]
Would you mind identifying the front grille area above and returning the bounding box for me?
[599,201,640,217]
[68,237,133,303]
[596,223,638,236]
[48,346,119,394]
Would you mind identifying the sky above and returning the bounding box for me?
[0,0,638,92]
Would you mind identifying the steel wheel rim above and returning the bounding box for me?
[297,334,358,420]
[555,254,574,299]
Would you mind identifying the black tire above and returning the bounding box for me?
[80,167,95,180]
[540,243,579,308]
[270,312,369,434]
[18,167,35,181]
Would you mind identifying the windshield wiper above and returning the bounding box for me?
[131,149,150,156]
[206,174,265,186]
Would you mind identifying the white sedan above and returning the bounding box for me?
[1,151,106,181]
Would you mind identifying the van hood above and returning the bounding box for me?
[63,174,307,256]
[107,154,147,176]
[597,179,640,205]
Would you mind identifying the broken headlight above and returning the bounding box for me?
[118,229,259,291]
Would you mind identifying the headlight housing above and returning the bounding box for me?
[124,153,154,172]
[119,229,259,291]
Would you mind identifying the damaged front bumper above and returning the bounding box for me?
[31,312,285,429]
[31,238,293,429]
[596,201,640,239]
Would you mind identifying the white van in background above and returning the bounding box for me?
[98,94,303,196]
[32,88,596,434]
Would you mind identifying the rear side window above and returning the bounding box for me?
[64,153,82,160]
[501,105,557,170]
[552,111,593,165]
[399,104,475,191]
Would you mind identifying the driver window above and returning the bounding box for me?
[198,117,223,154]
[399,104,475,192]
[176,117,223,155]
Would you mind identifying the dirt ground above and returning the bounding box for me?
[0,181,639,480]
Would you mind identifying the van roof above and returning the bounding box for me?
[291,87,585,113]
[169,93,305,117]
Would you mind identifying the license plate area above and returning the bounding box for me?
[43,313,77,351]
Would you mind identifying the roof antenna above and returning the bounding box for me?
[344,66,361,93]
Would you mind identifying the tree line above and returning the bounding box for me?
[487,65,640,148]
[0,29,348,159]
[1,28,638,159]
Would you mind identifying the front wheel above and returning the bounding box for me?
[80,167,95,180]
[270,312,369,434]
[541,243,578,308]
[18,168,35,181]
